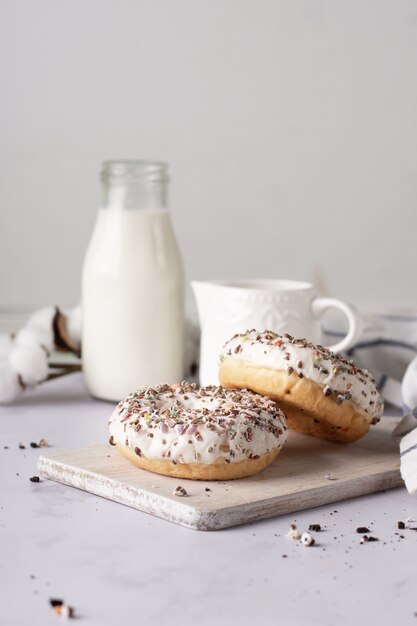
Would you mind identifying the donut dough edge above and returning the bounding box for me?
[116,443,282,480]
[219,358,371,443]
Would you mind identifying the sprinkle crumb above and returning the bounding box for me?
[286,524,301,540]
[398,521,405,529]
[49,599,75,618]
[173,486,187,497]
[356,527,370,533]
[308,524,321,532]
[205,487,211,492]
[360,535,379,544]
[301,532,315,546]
[28,439,49,449]
[29,476,40,483]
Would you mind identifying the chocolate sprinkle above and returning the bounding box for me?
[308,524,321,532]
[360,535,379,543]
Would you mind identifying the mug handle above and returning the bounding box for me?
[311,297,362,354]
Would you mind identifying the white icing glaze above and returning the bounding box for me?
[108,382,288,465]
[220,330,384,421]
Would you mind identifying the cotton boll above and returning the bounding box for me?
[15,326,54,354]
[402,356,417,413]
[9,344,48,385]
[0,334,14,361]
[0,361,23,403]
[65,306,81,346]
[53,308,81,355]
[27,306,56,333]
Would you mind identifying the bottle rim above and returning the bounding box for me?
[101,160,169,183]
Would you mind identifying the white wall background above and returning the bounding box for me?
[1,0,417,313]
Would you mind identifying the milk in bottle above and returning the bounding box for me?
[82,161,184,401]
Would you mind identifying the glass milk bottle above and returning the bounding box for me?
[82,161,184,401]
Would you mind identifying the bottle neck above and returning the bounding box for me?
[102,179,168,210]
[100,160,169,210]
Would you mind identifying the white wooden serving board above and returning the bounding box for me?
[38,417,403,531]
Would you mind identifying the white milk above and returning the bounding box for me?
[82,207,184,401]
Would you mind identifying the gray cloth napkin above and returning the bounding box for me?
[393,357,417,494]
[323,311,417,494]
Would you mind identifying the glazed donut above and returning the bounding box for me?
[219,330,384,443]
[108,382,288,480]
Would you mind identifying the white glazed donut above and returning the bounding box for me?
[219,330,384,443]
[108,382,288,480]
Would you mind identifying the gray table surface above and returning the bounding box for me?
[1,373,417,626]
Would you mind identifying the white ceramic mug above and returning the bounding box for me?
[191,279,362,386]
